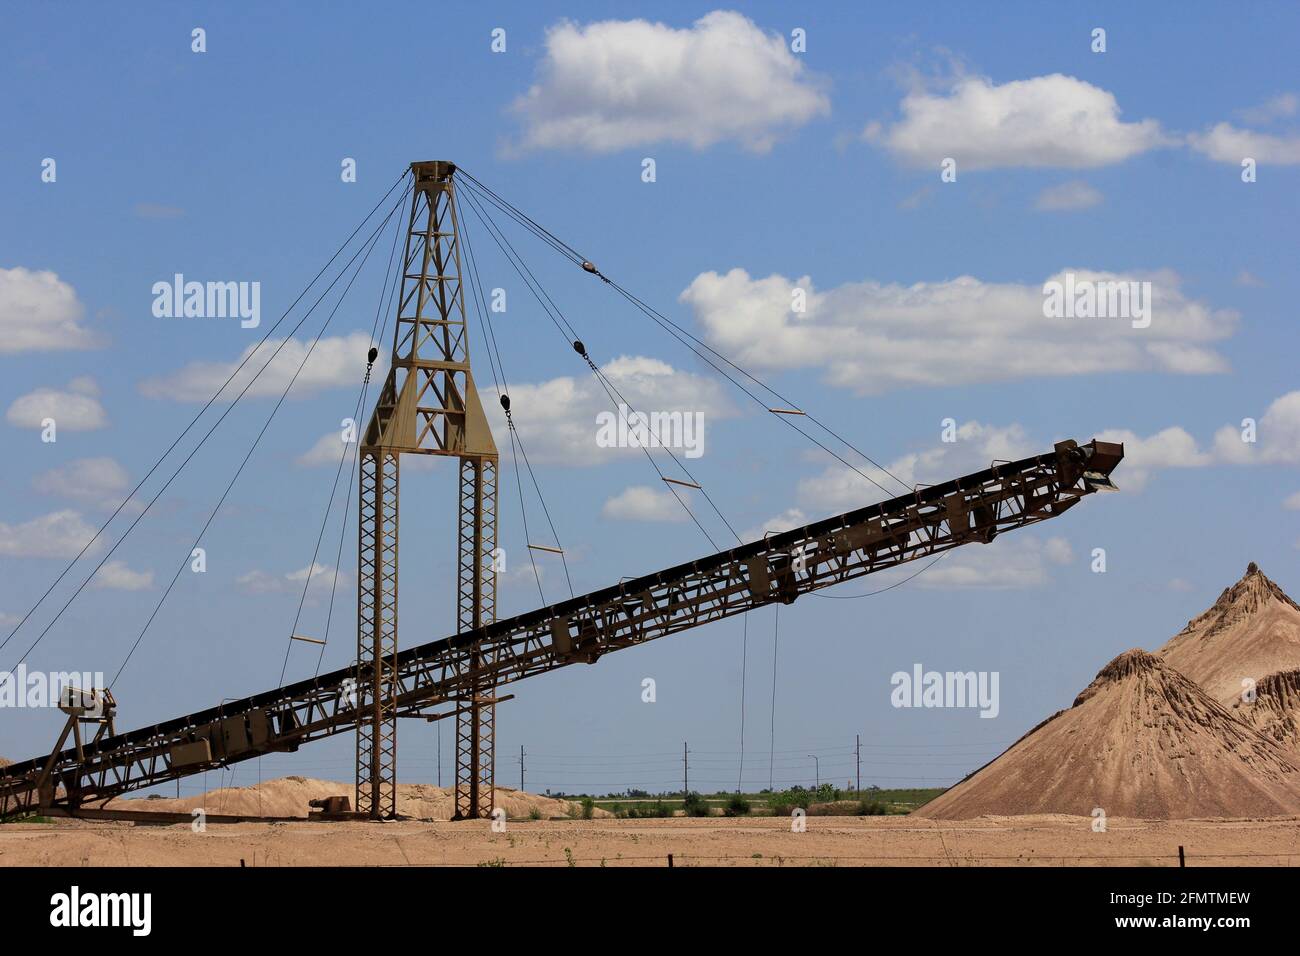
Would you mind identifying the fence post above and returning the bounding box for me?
[668,853,674,868]
[1178,846,1185,867]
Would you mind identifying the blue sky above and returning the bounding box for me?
[1,2,1298,796]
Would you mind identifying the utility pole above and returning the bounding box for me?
[518,744,525,793]
[683,741,689,796]
[856,733,861,793]
[808,753,819,789]
[437,724,442,789]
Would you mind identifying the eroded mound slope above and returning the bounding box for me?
[917,649,1300,820]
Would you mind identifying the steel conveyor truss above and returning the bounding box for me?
[0,438,1123,818]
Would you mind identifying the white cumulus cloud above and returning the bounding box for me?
[1237,93,1298,125]
[787,394,1300,512]
[1035,180,1103,211]
[0,510,100,559]
[237,562,341,595]
[511,11,829,154]
[296,430,355,467]
[139,332,380,403]
[1189,122,1300,165]
[34,457,132,508]
[0,267,100,353]
[741,507,810,543]
[601,485,690,523]
[485,355,733,466]
[1213,391,1300,465]
[915,534,1074,590]
[797,421,1035,514]
[865,73,1170,169]
[6,376,108,431]
[92,560,153,591]
[681,268,1235,395]
[1094,426,1213,491]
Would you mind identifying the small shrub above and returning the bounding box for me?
[681,792,709,817]
[580,796,595,820]
[528,806,542,821]
[626,799,671,819]
[724,794,751,817]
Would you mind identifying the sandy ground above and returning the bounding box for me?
[3,814,1299,867]
[102,776,612,821]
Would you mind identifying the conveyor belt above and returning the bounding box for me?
[0,438,1122,817]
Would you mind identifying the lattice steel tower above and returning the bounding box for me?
[356,161,499,820]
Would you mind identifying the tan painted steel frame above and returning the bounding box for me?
[356,161,499,820]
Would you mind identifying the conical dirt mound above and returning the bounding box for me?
[916,649,1300,819]
[1160,563,1300,706]
[1234,669,1300,754]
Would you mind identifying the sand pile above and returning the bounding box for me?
[1236,668,1300,753]
[1160,562,1300,753]
[107,776,610,820]
[1160,563,1300,705]
[917,649,1300,819]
